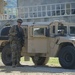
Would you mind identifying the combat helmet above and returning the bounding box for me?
[17,19,23,23]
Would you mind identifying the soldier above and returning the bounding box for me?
[9,19,24,67]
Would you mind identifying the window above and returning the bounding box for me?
[47,11,51,16]
[71,3,75,14]
[51,5,55,16]
[25,8,28,13]
[61,10,65,15]
[33,12,37,17]
[70,27,75,34]
[58,26,67,34]
[56,10,60,15]
[66,9,70,15]
[52,11,55,16]
[60,4,65,15]
[52,5,55,10]
[56,4,60,10]
[18,2,75,19]
[71,9,75,14]
[66,3,70,15]
[20,14,25,18]
[71,3,75,8]
[25,13,28,18]
[29,13,33,17]
[42,6,46,11]
[61,4,65,9]
[38,6,41,11]
[53,26,55,33]
[56,4,61,15]
[4,10,7,14]
[47,5,51,10]
[33,28,45,36]
[42,12,46,16]
[58,23,67,34]
[66,4,70,9]
[33,7,37,11]
[38,12,41,17]
[29,7,33,12]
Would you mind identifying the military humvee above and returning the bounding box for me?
[0,21,75,69]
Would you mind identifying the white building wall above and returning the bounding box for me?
[18,0,75,7]
[17,0,75,23]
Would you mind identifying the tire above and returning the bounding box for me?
[58,46,75,69]
[32,56,49,65]
[1,44,12,66]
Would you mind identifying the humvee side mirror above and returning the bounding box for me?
[45,28,50,37]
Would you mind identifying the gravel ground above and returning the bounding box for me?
[0,61,75,75]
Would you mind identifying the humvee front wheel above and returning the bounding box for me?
[1,44,12,66]
[32,56,49,65]
[59,46,75,69]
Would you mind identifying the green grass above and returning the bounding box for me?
[21,57,60,66]
[0,53,60,66]
[48,57,60,66]
[48,57,59,64]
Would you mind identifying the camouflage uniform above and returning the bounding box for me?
[9,25,24,67]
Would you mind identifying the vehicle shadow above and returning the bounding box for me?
[0,65,75,73]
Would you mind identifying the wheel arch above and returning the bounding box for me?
[0,41,10,52]
[57,42,74,56]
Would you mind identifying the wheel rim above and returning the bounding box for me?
[63,52,73,63]
[59,46,75,69]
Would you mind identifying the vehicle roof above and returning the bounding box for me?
[49,20,75,26]
[12,22,50,26]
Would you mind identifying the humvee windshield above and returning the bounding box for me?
[70,26,75,35]
[58,26,67,34]
[33,27,45,36]
[58,23,67,34]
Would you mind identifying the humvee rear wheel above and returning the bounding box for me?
[32,56,49,65]
[1,44,12,66]
[59,46,75,69]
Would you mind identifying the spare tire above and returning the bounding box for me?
[1,44,12,66]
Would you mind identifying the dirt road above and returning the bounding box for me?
[0,61,75,75]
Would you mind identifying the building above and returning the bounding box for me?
[17,0,75,23]
[0,0,6,14]
[0,0,7,19]
[0,0,75,23]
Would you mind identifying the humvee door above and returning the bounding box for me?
[28,25,49,53]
